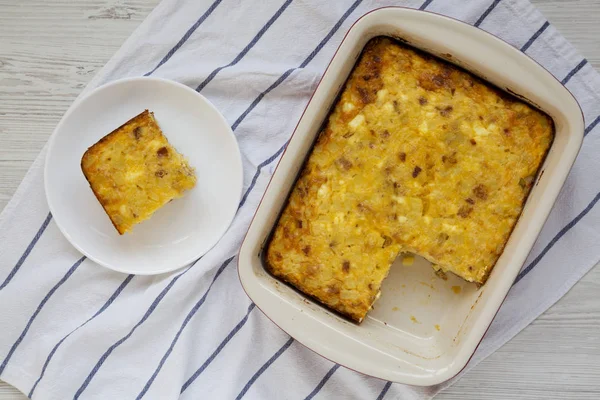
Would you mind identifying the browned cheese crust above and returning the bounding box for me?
[81,110,196,234]
[265,37,554,322]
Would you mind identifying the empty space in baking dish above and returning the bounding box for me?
[367,255,479,356]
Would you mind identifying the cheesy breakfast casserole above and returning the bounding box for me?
[81,110,196,234]
[265,37,554,323]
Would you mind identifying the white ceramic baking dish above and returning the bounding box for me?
[238,7,583,385]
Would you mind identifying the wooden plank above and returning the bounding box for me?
[0,0,160,210]
[0,1,159,398]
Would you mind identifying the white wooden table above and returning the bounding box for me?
[1,0,599,398]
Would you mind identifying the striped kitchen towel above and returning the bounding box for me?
[1,0,600,399]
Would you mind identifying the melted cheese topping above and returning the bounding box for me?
[266,37,553,322]
[81,110,196,234]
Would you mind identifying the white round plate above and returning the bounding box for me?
[45,77,243,275]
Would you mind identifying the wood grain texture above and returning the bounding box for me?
[0,0,598,399]
[0,0,159,211]
[0,1,159,399]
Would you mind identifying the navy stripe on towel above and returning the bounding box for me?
[0,256,85,376]
[520,21,549,52]
[376,381,393,400]
[239,140,288,207]
[136,257,235,399]
[420,0,434,10]
[474,0,501,27]
[298,0,362,70]
[232,67,296,132]
[0,212,53,291]
[28,274,134,397]
[144,0,224,76]
[584,115,600,137]
[514,191,600,285]
[235,337,295,400]
[181,303,256,394]
[304,364,340,400]
[561,59,588,85]
[74,264,194,399]
[196,0,294,92]
[230,0,363,132]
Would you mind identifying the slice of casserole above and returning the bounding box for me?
[265,37,553,322]
[81,110,196,234]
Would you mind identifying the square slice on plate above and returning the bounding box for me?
[81,110,196,234]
